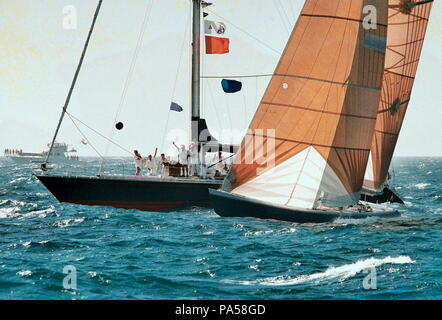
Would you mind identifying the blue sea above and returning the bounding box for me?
[0,157,441,300]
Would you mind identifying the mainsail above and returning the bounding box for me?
[364,0,433,192]
[222,0,388,209]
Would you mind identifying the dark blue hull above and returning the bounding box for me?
[209,189,400,223]
[360,187,404,204]
[36,175,222,212]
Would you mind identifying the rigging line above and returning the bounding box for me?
[398,5,418,105]
[102,0,154,165]
[43,0,103,169]
[208,153,235,168]
[224,87,233,133]
[277,0,294,32]
[409,4,428,76]
[160,9,191,152]
[241,84,247,129]
[399,8,414,103]
[207,81,223,131]
[205,9,282,56]
[406,3,429,96]
[115,0,154,123]
[287,0,297,21]
[66,113,104,160]
[66,112,133,156]
[272,0,290,36]
[201,74,273,79]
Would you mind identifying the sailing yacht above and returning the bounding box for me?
[36,0,238,212]
[361,0,433,204]
[210,0,401,223]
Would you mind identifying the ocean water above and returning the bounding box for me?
[0,157,441,300]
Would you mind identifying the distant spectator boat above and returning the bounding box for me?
[4,142,80,164]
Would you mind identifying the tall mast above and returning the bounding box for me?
[41,0,103,170]
[191,0,201,142]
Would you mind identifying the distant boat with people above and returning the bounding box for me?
[5,142,80,164]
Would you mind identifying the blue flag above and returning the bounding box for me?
[170,102,183,112]
[221,79,242,93]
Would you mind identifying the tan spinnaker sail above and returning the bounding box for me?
[364,0,433,192]
[222,0,388,209]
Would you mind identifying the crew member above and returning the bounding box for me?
[134,150,143,176]
[173,142,189,177]
[159,153,169,177]
[189,141,199,177]
[213,151,227,177]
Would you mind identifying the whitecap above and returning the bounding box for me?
[207,270,215,278]
[0,207,20,219]
[277,227,297,234]
[35,192,49,197]
[415,183,430,189]
[10,177,28,184]
[244,230,274,236]
[333,216,381,225]
[225,256,415,286]
[248,265,260,271]
[17,270,32,277]
[52,218,85,228]
[21,206,56,218]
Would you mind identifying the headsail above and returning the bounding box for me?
[222,0,388,209]
[364,0,433,192]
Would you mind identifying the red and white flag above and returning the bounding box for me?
[204,20,229,54]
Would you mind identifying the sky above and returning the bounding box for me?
[0,0,441,158]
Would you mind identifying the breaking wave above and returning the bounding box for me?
[226,256,415,286]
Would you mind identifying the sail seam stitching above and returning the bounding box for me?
[247,133,371,152]
[273,73,381,91]
[300,13,387,27]
[261,101,377,120]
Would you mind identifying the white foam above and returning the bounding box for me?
[244,230,274,236]
[52,218,85,228]
[22,206,56,218]
[0,207,21,219]
[17,270,32,277]
[227,256,415,286]
[415,183,430,189]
